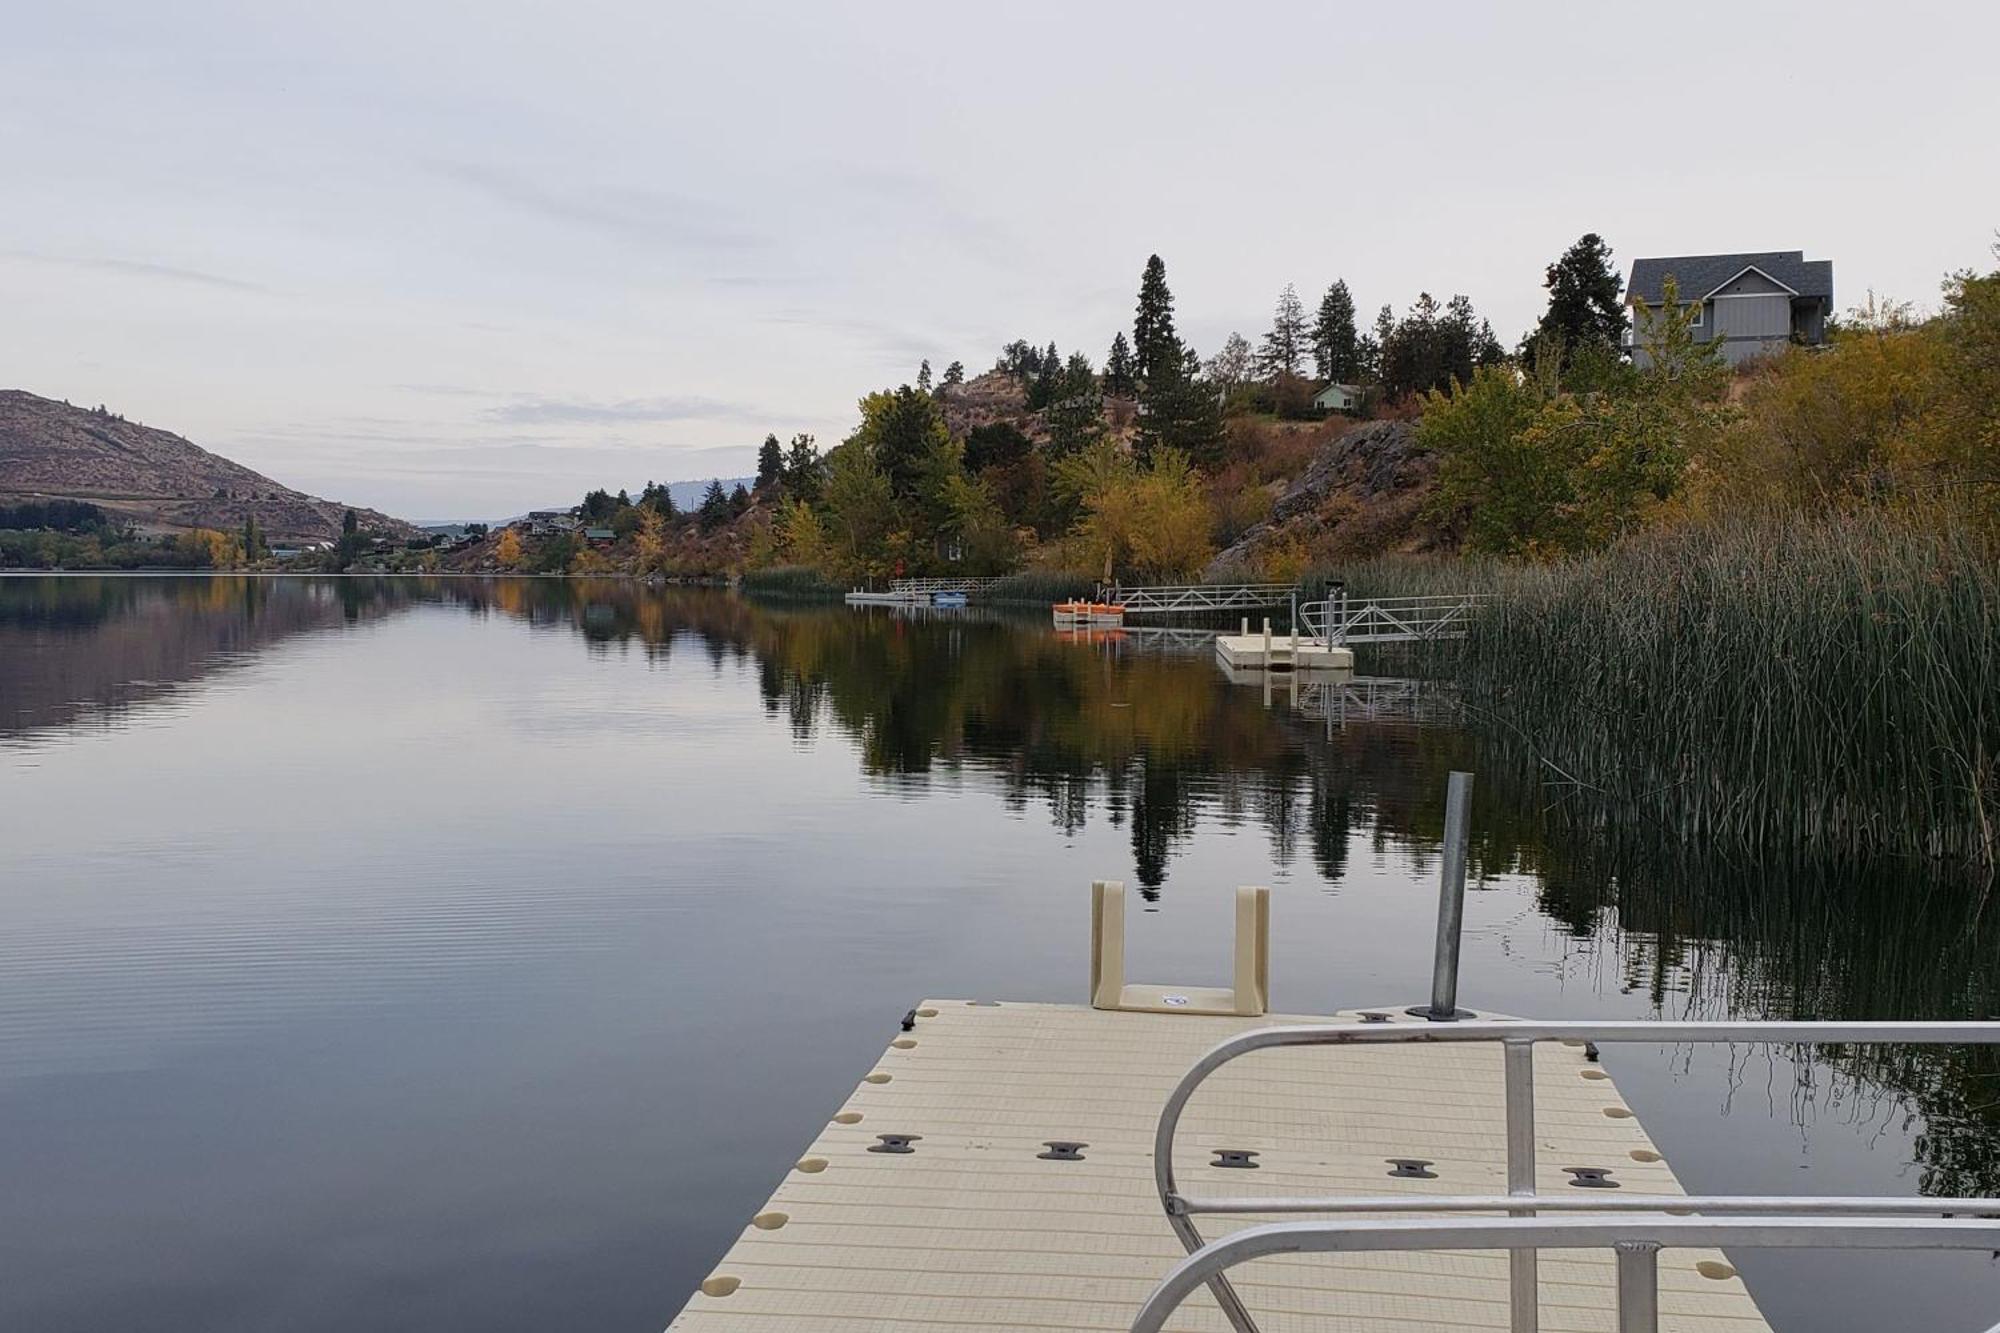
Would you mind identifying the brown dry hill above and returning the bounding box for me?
[0,389,416,542]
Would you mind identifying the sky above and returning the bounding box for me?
[4,2,1997,521]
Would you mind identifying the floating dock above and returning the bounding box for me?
[668,1000,1768,1331]
[1214,618,1354,673]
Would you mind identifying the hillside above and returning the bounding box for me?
[0,390,415,542]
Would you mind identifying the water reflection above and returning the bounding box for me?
[5,574,1998,1326]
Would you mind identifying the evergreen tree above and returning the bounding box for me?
[1312,280,1359,381]
[730,482,751,515]
[782,434,822,504]
[860,386,951,502]
[941,360,965,388]
[998,340,1041,380]
[1255,283,1308,380]
[1061,350,1095,399]
[1133,254,1180,384]
[1525,233,1629,373]
[641,479,678,518]
[756,433,784,490]
[342,508,358,536]
[1104,332,1137,396]
[917,359,933,393]
[1028,341,1061,409]
[964,422,1031,472]
[698,479,731,531]
[1046,353,1104,457]
[1135,345,1224,466]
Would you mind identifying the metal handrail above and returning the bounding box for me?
[1152,1020,2000,1333]
[1130,1215,2000,1333]
[1298,591,1495,644]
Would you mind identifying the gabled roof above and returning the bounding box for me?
[1628,251,1832,305]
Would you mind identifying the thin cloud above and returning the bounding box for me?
[4,250,269,293]
[485,394,763,425]
[429,160,766,251]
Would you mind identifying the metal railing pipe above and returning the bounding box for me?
[1130,1216,2000,1333]
[1151,1019,2000,1332]
[1174,1192,2000,1216]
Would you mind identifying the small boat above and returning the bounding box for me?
[844,589,926,605]
[1052,599,1124,628]
[932,590,969,609]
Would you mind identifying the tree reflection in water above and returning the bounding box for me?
[7,573,1995,1198]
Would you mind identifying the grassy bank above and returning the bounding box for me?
[1379,510,1998,876]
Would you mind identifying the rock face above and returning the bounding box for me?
[935,370,1040,440]
[1206,419,1441,576]
[0,390,416,541]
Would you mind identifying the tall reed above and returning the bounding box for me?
[1450,509,1997,877]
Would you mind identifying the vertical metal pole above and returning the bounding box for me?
[1427,770,1473,1020]
[1504,1038,1539,1333]
[1614,1241,1660,1333]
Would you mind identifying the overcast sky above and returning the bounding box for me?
[5,2,1997,519]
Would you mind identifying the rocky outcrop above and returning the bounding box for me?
[935,370,1041,440]
[0,389,416,541]
[1205,418,1441,576]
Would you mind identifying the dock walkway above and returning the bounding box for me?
[669,1000,1768,1332]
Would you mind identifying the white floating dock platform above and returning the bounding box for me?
[668,1000,1769,1332]
[1215,618,1354,672]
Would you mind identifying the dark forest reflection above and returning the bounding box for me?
[8,574,1997,1197]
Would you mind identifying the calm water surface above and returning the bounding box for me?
[2,575,1995,1331]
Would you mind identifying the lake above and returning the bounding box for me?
[3,574,1995,1332]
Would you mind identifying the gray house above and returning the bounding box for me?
[1626,250,1833,367]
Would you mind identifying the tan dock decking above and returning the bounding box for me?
[668,1000,1770,1332]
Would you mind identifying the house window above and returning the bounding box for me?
[1688,303,1703,329]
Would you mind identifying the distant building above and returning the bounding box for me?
[1313,382,1361,413]
[526,509,579,535]
[1626,250,1833,367]
[583,527,616,547]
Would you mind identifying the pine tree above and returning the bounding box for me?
[756,433,784,490]
[641,478,678,519]
[916,359,933,393]
[1525,233,1628,373]
[1133,254,1180,385]
[1135,345,1224,466]
[1028,341,1061,409]
[1104,332,1137,396]
[862,386,950,502]
[1312,280,1359,381]
[698,478,731,531]
[782,434,821,504]
[730,482,751,515]
[1255,283,1308,381]
[941,360,965,388]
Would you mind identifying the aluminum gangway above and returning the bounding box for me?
[1138,1018,2000,1333]
[1100,582,1297,617]
[1299,590,1494,644]
[887,575,1004,597]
